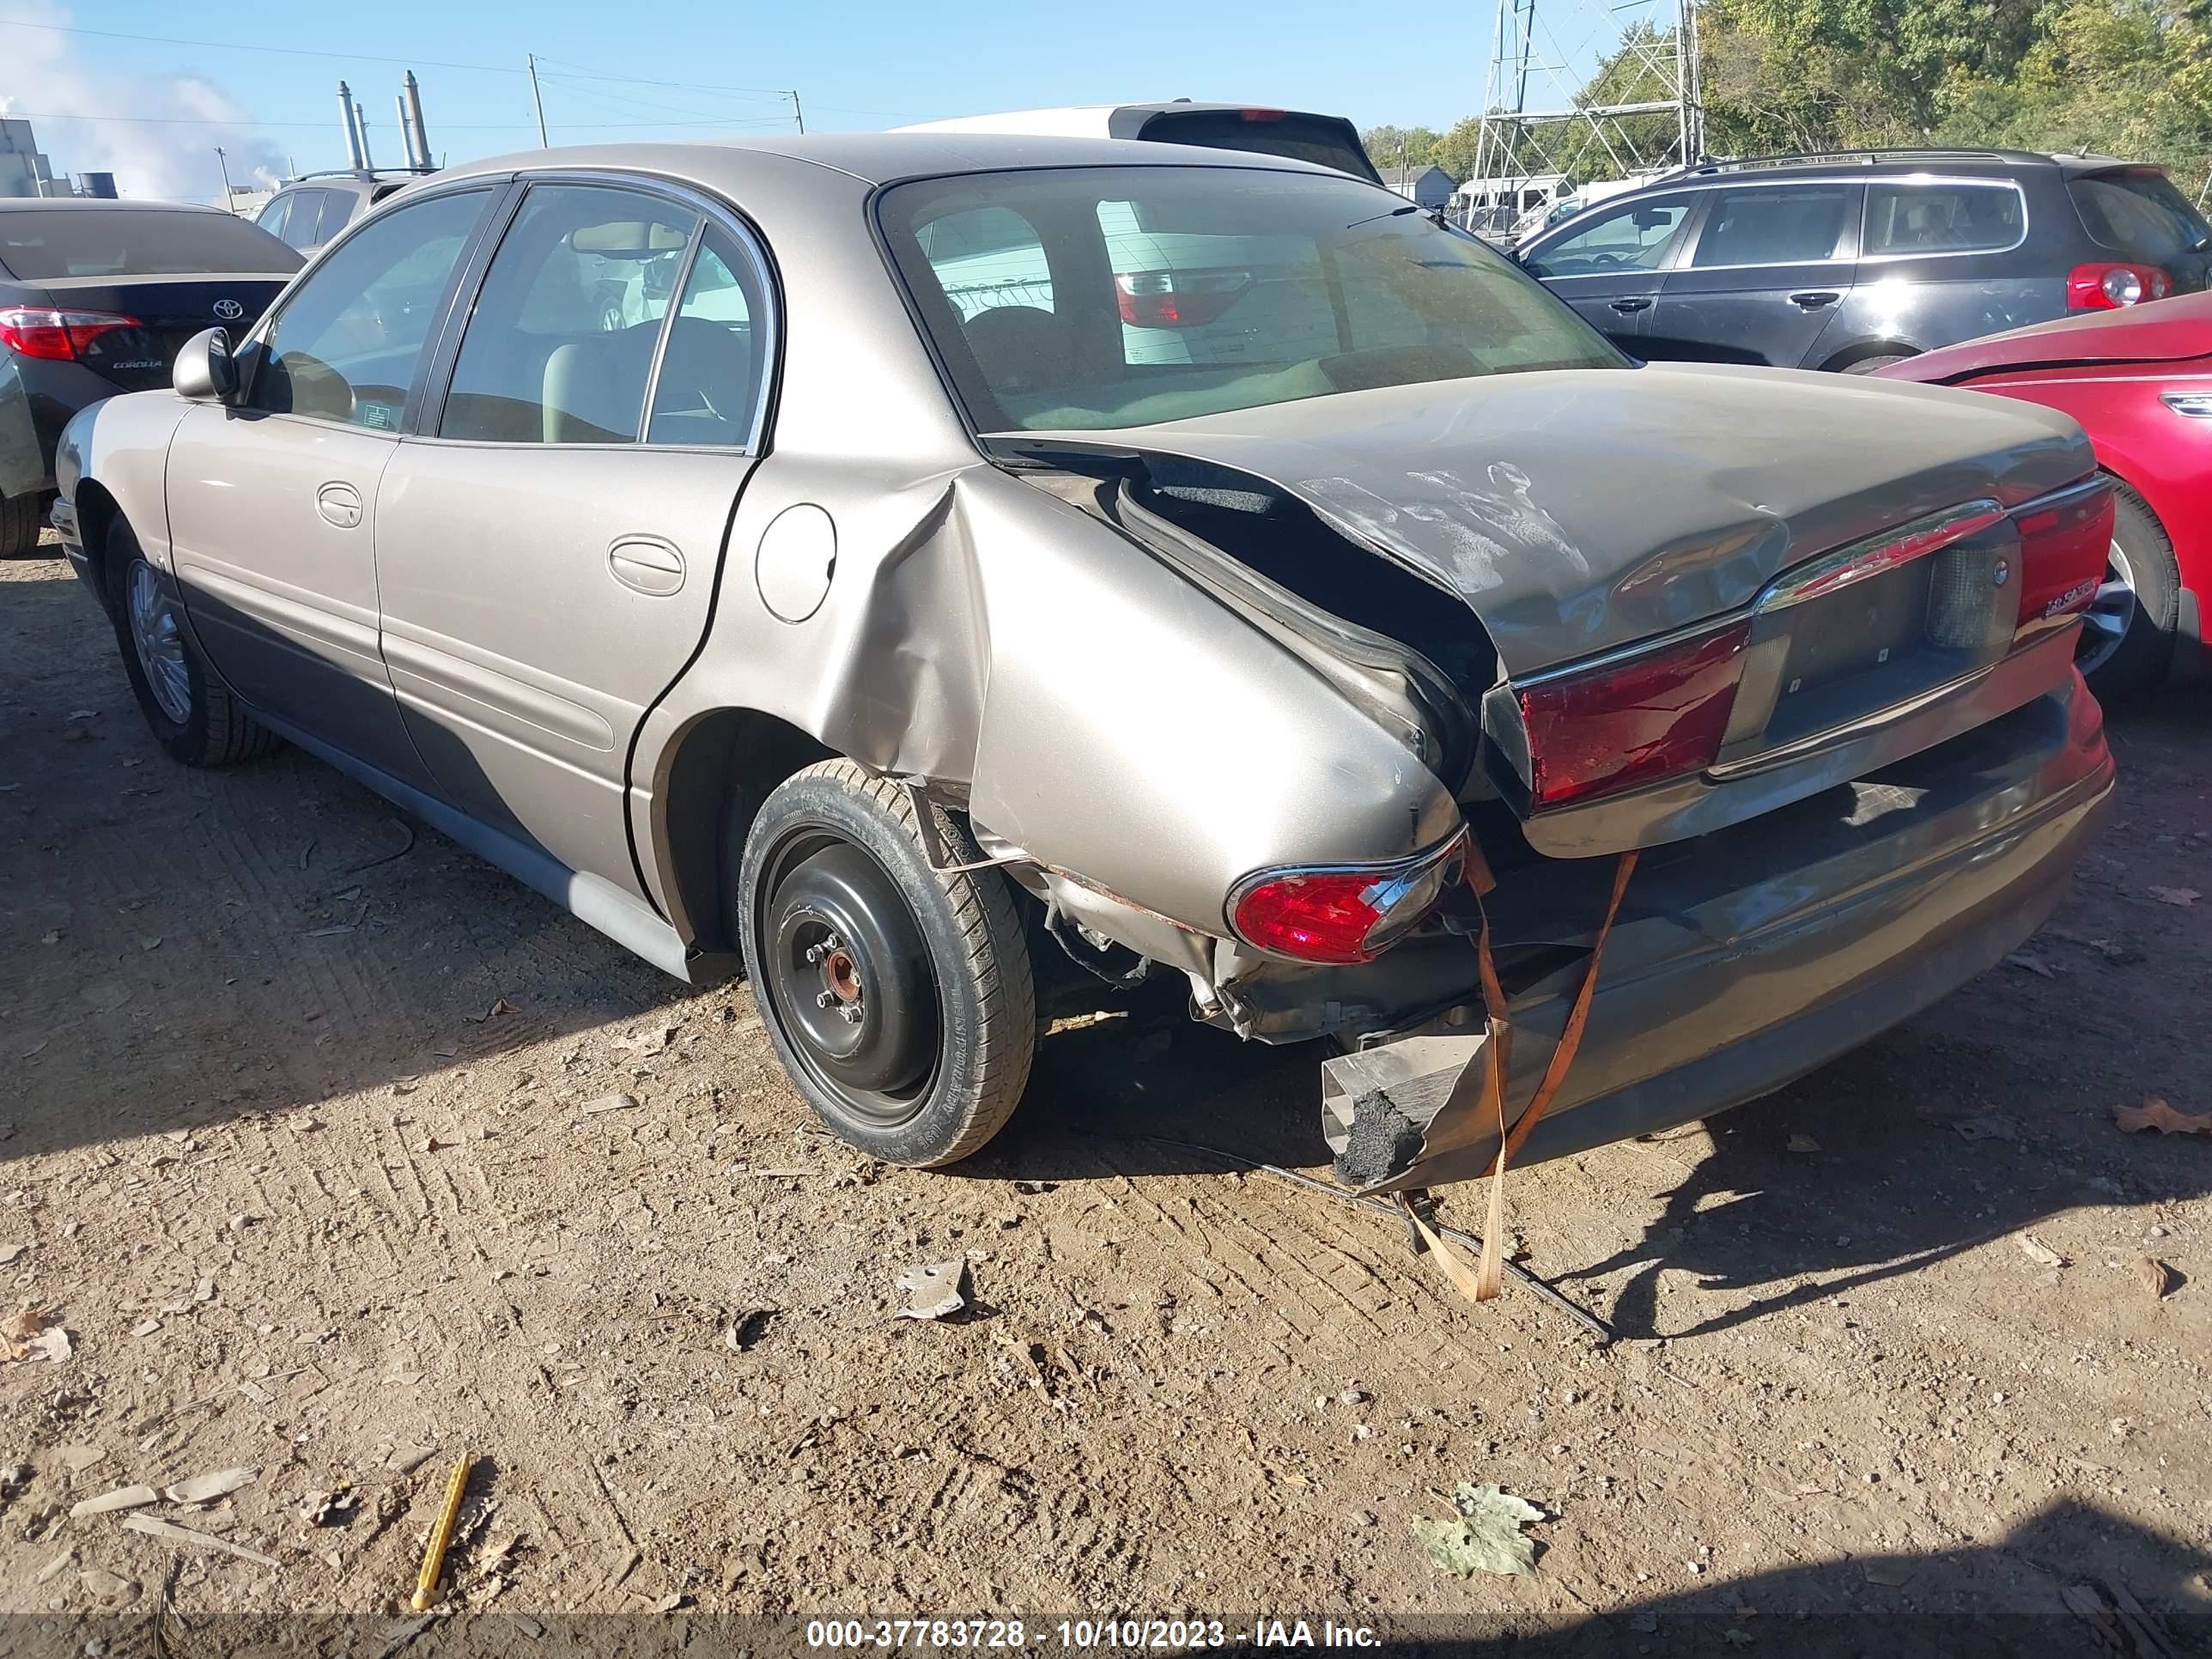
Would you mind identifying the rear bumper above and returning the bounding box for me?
[1326,671,2115,1191]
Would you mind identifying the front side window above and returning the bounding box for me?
[245,188,487,428]
[1522,195,1697,277]
[440,184,699,444]
[883,166,1623,433]
[1863,183,2023,256]
[1691,185,1852,268]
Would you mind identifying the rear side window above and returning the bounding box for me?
[440,183,699,444]
[1692,185,1852,267]
[644,228,771,447]
[0,208,301,279]
[1863,182,2023,255]
[2069,170,2212,266]
[1137,109,1383,185]
[313,191,359,245]
[1522,194,1696,277]
[268,192,327,251]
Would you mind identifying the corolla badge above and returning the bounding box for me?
[212,299,245,320]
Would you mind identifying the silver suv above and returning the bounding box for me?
[255,172,424,255]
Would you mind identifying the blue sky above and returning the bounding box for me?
[0,0,1543,201]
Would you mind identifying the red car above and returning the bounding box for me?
[1879,292,2210,700]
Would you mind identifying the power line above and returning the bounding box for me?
[0,109,800,132]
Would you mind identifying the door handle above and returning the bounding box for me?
[1607,297,1653,313]
[608,537,685,597]
[1790,290,1842,310]
[314,481,363,529]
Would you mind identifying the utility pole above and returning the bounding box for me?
[213,146,234,207]
[789,90,805,135]
[527,53,550,148]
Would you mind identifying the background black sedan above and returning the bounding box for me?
[1,198,299,555]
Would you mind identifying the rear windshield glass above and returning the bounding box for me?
[0,209,302,280]
[880,165,1625,434]
[1138,110,1382,185]
[2068,170,2212,267]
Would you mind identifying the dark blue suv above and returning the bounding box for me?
[1514,149,2211,374]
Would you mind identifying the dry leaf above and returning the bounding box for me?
[1411,1482,1543,1577]
[2015,1233,2066,1268]
[2146,886,2199,907]
[2004,951,2057,979]
[895,1261,967,1321]
[2114,1097,2212,1136]
[2134,1257,2176,1300]
[1786,1133,1821,1153]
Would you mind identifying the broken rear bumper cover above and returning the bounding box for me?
[1325,672,2115,1194]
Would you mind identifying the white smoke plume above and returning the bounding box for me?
[0,0,289,204]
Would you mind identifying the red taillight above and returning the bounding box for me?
[2012,483,2115,636]
[0,307,143,362]
[1231,839,1464,965]
[1517,621,1750,810]
[2067,262,2171,310]
[1115,269,1252,329]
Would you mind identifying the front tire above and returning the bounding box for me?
[103,516,279,767]
[738,760,1036,1167]
[2077,478,2180,704]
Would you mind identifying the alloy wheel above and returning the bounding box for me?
[127,559,192,724]
[2075,540,2138,680]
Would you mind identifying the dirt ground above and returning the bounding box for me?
[2,534,2209,1652]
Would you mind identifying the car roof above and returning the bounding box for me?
[0,198,229,214]
[424,131,1348,192]
[895,101,1276,137]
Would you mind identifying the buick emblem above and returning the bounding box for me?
[1992,556,2010,588]
[212,299,245,321]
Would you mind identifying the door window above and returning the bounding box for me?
[1864,183,2023,255]
[245,187,489,429]
[1522,195,1697,277]
[644,227,770,447]
[313,190,361,246]
[1692,186,1851,267]
[440,184,700,444]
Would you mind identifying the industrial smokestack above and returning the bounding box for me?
[394,94,416,168]
[403,70,432,173]
[337,80,366,170]
[355,101,374,169]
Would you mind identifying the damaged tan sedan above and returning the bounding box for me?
[54,135,2117,1195]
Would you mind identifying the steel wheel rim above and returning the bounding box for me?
[2074,539,2137,678]
[128,560,192,724]
[757,829,941,1128]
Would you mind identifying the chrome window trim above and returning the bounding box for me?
[1857,178,2030,264]
[1658,174,2030,273]
[2162,392,2212,419]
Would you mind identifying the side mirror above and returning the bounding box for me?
[173,327,239,404]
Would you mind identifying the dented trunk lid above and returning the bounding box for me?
[1017,362,2091,674]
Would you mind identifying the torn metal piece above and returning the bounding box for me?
[899,780,1030,875]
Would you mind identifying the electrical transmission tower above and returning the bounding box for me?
[1468,0,1704,229]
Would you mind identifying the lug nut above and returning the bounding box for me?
[814,990,837,1009]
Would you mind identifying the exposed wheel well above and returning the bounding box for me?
[74,482,122,602]
[1820,341,1918,374]
[656,708,834,955]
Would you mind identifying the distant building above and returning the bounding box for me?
[0,118,63,198]
[1378,163,1456,210]
[73,172,118,199]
